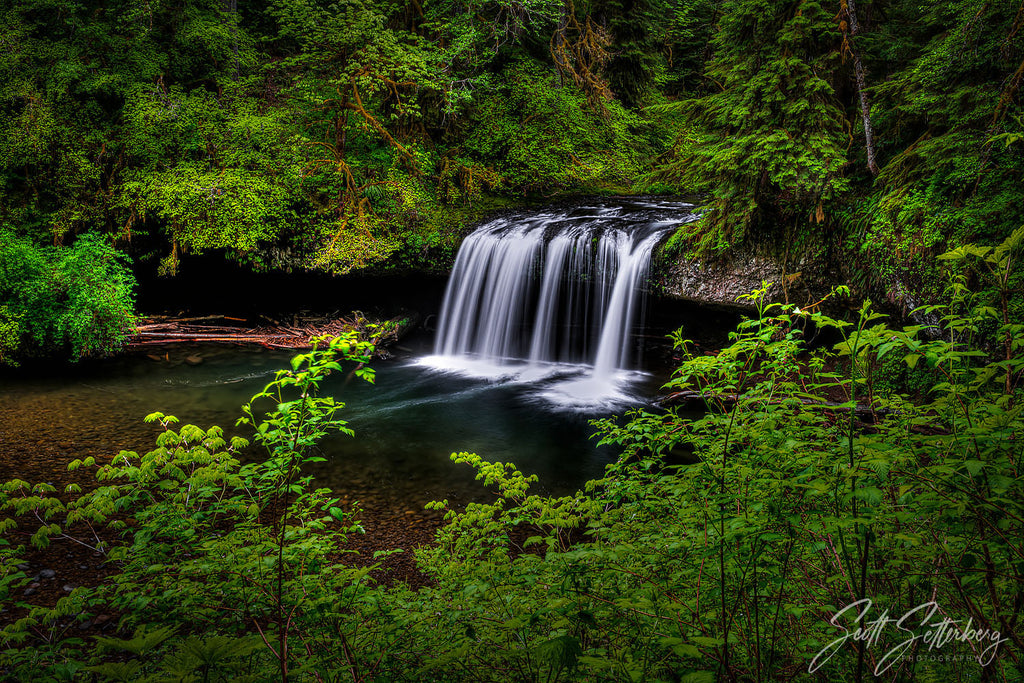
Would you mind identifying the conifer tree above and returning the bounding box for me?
[652,0,849,253]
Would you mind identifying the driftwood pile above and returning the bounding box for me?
[129,313,408,353]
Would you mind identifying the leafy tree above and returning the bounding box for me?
[0,230,136,361]
[465,58,649,193]
[0,0,257,239]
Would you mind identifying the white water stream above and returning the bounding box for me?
[421,200,696,410]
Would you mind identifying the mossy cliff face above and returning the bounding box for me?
[648,239,948,335]
[649,241,834,311]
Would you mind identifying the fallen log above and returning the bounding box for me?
[133,332,269,340]
[127,312,411,355]
[149,314,231,324]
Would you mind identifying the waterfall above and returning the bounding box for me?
[424,200,695,407]
[591,229,666,377]
[433,220,545,360]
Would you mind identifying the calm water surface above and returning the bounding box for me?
[0,345,665,512]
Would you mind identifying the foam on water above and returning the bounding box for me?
[426,200,694,409]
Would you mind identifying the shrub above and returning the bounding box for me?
[0,305,20,367]
[0,230,136,362]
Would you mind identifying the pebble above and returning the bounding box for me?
[78,620,92,631]
[62,584,76,593]
[22,587,36,597]
[38,569,56,579]
[16,563,29,571]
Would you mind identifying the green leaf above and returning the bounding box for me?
[964,460,985,476]
[681,673,716,683]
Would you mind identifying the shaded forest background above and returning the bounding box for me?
[2,0,1023,360]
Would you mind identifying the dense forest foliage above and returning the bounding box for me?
[2,246,1023,680]
[2,0,1023,361]
[1,1,1024,681]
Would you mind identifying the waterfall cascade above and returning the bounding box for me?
[422,200,696,408]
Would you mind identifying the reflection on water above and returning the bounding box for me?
[0,345,651,513]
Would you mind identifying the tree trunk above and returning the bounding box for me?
[225,0,239,82]
[844,0,879,176]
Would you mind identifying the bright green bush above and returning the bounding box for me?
[0,305,20,367]
[0,230,136,362]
